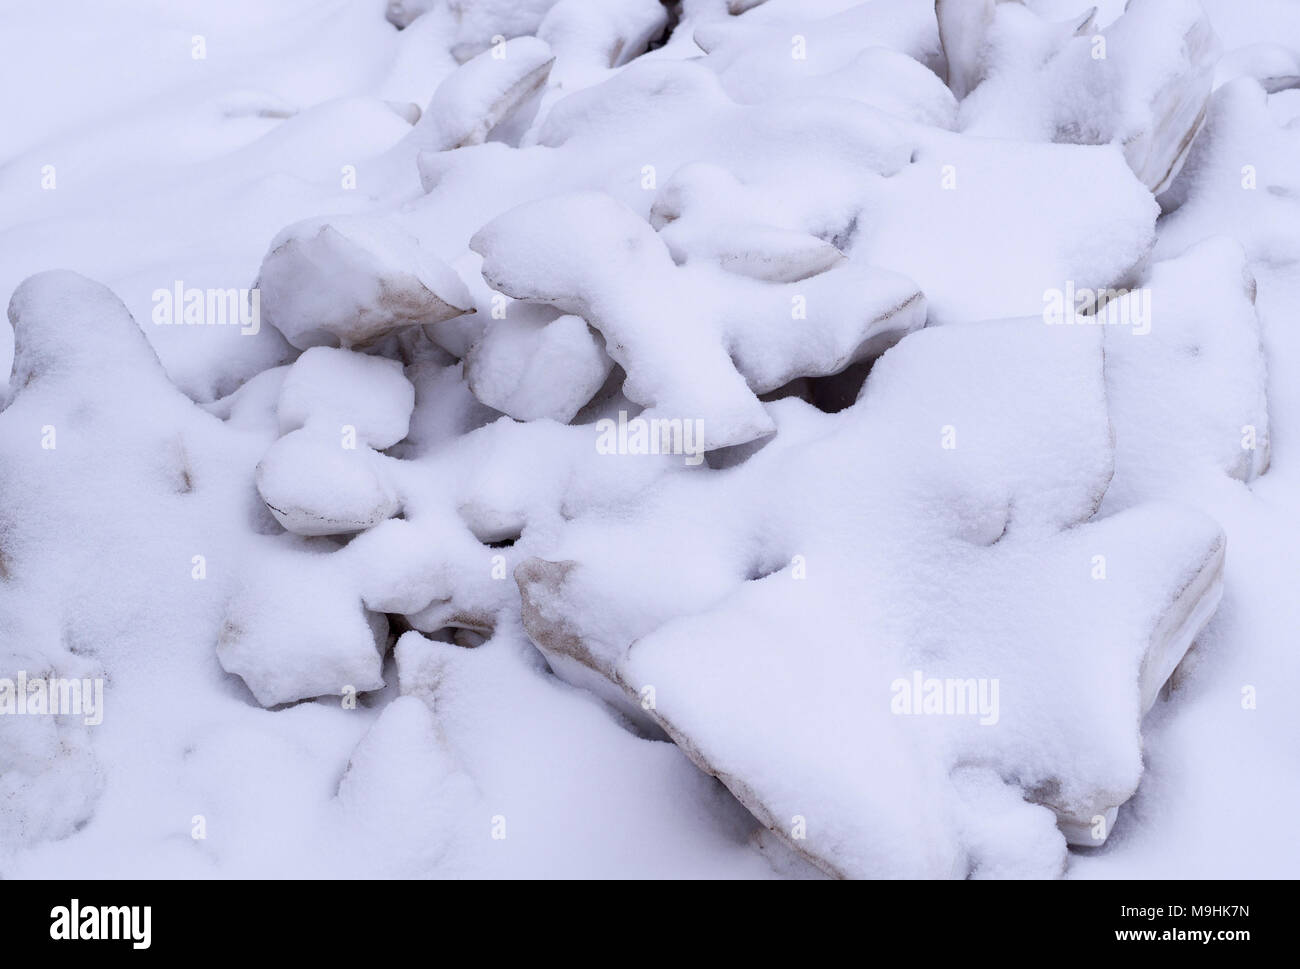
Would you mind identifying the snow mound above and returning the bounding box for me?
[1,272,264,845]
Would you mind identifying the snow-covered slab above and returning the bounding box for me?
[252,346,416,536]
[517,317,1226,877]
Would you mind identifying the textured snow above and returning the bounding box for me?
[1,0,1296,881]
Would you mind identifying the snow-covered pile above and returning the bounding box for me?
[1,0,1296,879]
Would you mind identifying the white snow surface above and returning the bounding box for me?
[0,0,1296,879]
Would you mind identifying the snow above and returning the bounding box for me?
[216,536,390,706]
[465,307,613,422]
[471,189,925,449]
[257,215,475,350]
[413,37,556,151]
[278,346,415,446]
[957,0,1220,193]
[1099,236,1271,511]
[519,318,1225,876]
[1,0,1298,881]
[255,427,402,536]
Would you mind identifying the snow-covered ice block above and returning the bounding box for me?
[465,305,613,422]
[746,46,958,128]
[958,0,1219,192]
[936,0,997,100]
[1107,0,1220,192]
[1215,43,1300,94]
[517,318,1226,877]
[8,270,176,395]
[698,7,956,127]
[1158,78,1300,262]
[445,0,567,62]
[217,538,388,707]
[471,190,925,449]
[277,346,415,450]
[851,130,1158,324]
[539,0,668,74]
[413,37,555,151]
[695,0,944,101]
[344,515,501,634]
[256,427,401,536]
[411,58,916,260]
[257,215,474,350]
[1100,236,1271,509]
[413,56,1155,328]
[345,518,468,617]
[370,402,720,640]
[519,318,1113,717]
[651,164,847,283]
[508,0,672,136]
